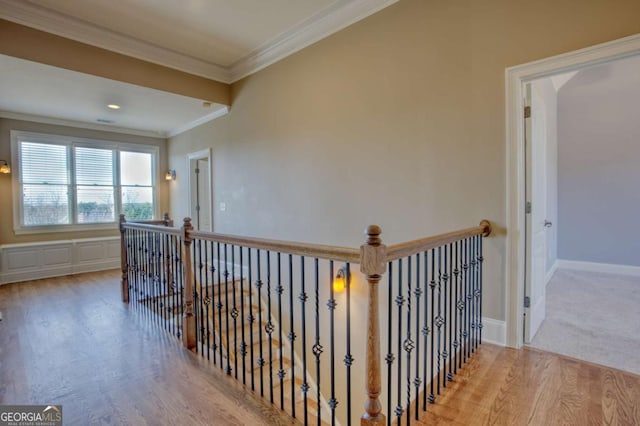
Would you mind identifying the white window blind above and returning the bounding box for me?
[13,132,158,232]
[20,141,70,226]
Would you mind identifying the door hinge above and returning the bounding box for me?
[524,106,531,118]
[525,201,532,214]
[524,296,531,308]
[195,168,200,174]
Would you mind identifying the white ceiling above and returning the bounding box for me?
[0,54,228,138]
[0,0,398,136]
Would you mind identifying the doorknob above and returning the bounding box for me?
[544,220,553,228]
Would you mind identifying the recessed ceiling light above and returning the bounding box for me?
[107,104,121,110]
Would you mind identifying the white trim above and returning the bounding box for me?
[505,33,640,348]
[0,0,398,84]
[482,317,507,347]
[0,237,120,285]
[186,149,214,232]
[0,110,166,139]
[228,0,399,82]
[0,0,230,83]
[167,106,229,138]
[557,259,640,277]
[545,260,558,285]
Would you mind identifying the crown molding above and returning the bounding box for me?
[0,0,231,82]
[167,106,229,138]
[228,0,399,82]
[0,0,398,84]
[0,110,166,139]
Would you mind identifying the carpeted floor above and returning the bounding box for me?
[529,268,640,376]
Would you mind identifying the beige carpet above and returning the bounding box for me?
[529,268,640,376]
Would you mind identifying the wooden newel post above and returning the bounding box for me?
[163,212,173,227]
[360,225,387,426]
[119,214,129,303]
[181,217,197,350]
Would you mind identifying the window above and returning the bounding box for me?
[12,131,159,233]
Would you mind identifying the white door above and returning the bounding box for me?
[188,150,212,232]
[524,83,549,343]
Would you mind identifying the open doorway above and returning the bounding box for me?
[505,33,640,350]
[187,149,213,231]
[522,56,640,375]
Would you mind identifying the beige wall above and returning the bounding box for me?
[0,118,168,244]
[168,0,640,324]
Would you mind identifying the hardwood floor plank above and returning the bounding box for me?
[0,270,295,425]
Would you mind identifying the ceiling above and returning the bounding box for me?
[0,0,397,137]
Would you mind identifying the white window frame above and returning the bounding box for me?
[11,130,160,235]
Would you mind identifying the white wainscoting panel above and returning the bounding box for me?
[482,317,507,346]
[0,237,120,284]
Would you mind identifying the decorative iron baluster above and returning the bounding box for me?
[405,256,415,426]
[209,241,217,365]
[413,253,421,419]
[240,246,246,384]
[313,258,323,426]
[204,240,211,360]
[428,249,436,404]
[328,260,338,425]
[479,235,484,345]
[465,238,471,360]
[224,244,231,375]
[386,261,394,426]
[436,247,443,395]
[288,254,296,418]
[256,249,264,397]
[231,245,238,379]
[277,252,285,410]
[300,256,309,425]
[345,262,353,426]
[454,241,460,373]
[266,251,274,404]
[422,250,429,411]
[447,243,453,383]
[395,258,403,422]
[198,239,205,356]
[248,247,255,390]
[217,242,224,368]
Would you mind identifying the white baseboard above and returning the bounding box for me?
[482,317,506,346]
[545,259,558,285]
[557,259,640,277]
[0,237,120,285]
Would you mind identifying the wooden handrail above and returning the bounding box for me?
[190,230,360,263]
[385,219,491,262]
[122,221,182,236]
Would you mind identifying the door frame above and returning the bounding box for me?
[505,33,640,348]
[186,148,213,231]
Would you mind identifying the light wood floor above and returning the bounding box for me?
[0,270,295,425]
[414,343,640,425]
[2,271,639,425]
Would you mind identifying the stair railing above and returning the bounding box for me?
[120,216,491,426]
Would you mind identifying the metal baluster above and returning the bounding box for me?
[465,238,471,360]
[161,233,167,331]
[396,259,403,422]
[198,239,205,355]
[405,256,414,426]
[176,235,183,339]
[428,250,435,404]
[210,241,217,365]
[442,245,449,388]
[277,252,285,410]
[422,251,429,411]
[436,247,443,395]
[248,248,255,390]
[240,246,246,384]
[266,251,274,404]
[328,260,337,425]
[313,258,322,426]
[447,243,453,383]
[386,261,393,426]
[345,262,353,426]
[288,254,296,418]
[413,254,421,420]
[300,256,308,425]
[217,242,224,369]
[231,245,238,379]
[224,244,232,375]
[257,249,264,396]
[479,235,484,346]
[204,240,211,360]
[454,241,460,372]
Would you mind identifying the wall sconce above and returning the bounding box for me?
[0,160,10,174]
[165,170,176,181]
[333,267,349,293]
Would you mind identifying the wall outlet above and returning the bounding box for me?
[219,202,226,211]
